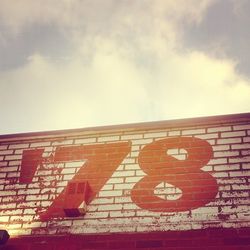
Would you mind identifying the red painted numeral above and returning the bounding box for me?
[39,142,131,220]
[20,136,218,218]
[131,137,218,212]
[20,149,44,184]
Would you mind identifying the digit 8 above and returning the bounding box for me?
[131,137,218,212]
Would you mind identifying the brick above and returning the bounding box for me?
[84,211,109,219]
[30,141,51,147]
[9,143,30,149]
[214,151,239,157]
[231,143,250,149]
[6,223,22,229]
[63,174,75,181]
[110,210,136,217]
[0,216,10,222]
[0,190,17,196]
[201,165,213,171]
[213,172,229,178]
[61,168,76,174]
[2,195,22,203]
[98,190,123,197]
[17,189,40,195]
[212,145,230,151]
[64,161,86,168]
[101,184,114,191]
[232,184,249,190]
[224,237,250,245]
[218,185,231,191]
[0,149,14,155]
[124,164,140,170]
[106,177,124,184]
[213,164,240,171]
[10,215,34,222]
[115,196,132,203]
[108,240,135,249]
[144,131,167,138]
[0,161,8,167]
[121,134,143,140]
[0,172,7,178]
[1,209,22,215]
[222,191,249,198]
[51,139,73,146]
[122,158,136,164]
[217,138,242,144]
[221,131,246,138]
[125,176,143,183]
[41,147,53,154]
[207,139,215,145]
[133,138,153,145]
[229,156,250,163]
[123,203,138,210]
[207,126,232,133]
[112,170,135,177]
[0,166,18,172]
[242,163,250,169]
[98,135,120,142]
[135,170,145,176]
[242,149,250,156]
[23,208,36,214]
[233,124,250,130]
[182,128,206,135]
[0,118,250,238]
[229,170,250,177]
[243,136,250,142]
[168,130,181,136]
[26,194,49,201]
[4,154,22,160]
[91,197,114,205]
[8,160,21,166]
[75,137,97,144]
[0,145,8,150]
[98,204,123,211]
[196,133,218,139]
[209,158,227,165]
[129,151,140,157]
[114,183,134,189]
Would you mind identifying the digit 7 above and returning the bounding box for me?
[39,142,131,221]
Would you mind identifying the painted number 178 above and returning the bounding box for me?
[20,137,218,221]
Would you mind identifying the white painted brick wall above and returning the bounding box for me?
[0,117,250,237]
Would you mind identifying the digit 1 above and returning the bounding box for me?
[20,149,44,184]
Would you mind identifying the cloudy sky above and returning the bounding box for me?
[0,0,250,135]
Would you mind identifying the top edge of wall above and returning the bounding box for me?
[0,112,250,142]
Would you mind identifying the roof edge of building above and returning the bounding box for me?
[0,112,250,142]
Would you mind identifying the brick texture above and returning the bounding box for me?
[0,113,250,249]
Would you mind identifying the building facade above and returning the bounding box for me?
[0,113,250,249]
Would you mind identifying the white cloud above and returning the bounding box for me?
[0,0,249,134]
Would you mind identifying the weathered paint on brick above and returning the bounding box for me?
[0,112,249,241]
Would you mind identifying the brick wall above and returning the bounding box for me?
[0,113,249,249]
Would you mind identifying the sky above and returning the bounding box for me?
[0,0,250,135]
